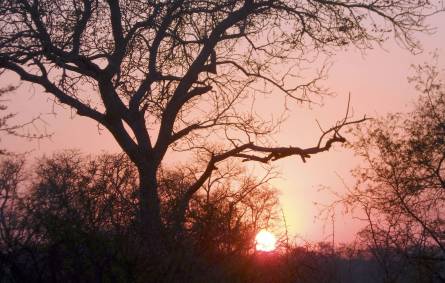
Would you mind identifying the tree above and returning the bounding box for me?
[0,152,141,282]
[0,151,281,282]
[344,60,445,282]
[0,157,30,281]
[160,162,279,254]
[0,0,437,253]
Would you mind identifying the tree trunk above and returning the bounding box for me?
[137,165,165,256]
[173,195,191,238]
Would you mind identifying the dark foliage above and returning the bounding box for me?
[342,60,445,282]
[0,151,280,282]
[1,150,444,282]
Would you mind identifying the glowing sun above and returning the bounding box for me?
[255,230,277,252]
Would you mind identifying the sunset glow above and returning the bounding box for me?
[255,230,277,252]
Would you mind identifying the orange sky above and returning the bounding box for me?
[1,14,444,244]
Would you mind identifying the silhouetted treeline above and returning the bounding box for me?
[337,60,445,283]
[1,151,444,282]
[0,151,277,282]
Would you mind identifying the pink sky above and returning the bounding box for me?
[1,14,444,244]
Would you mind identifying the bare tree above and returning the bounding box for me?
[0,0,438,253]
[161,162,279,254]
[344,59,445,282]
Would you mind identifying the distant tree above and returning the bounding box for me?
[0,151,281,281]
[0,152,141,282]
[0,0,437,254]
[345,60,445,282]
[0,157,30,281]
[159,162,279,254]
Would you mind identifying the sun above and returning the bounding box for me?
[255,230,277,252]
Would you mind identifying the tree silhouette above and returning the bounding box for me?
[345,59,445,282]
[0,151,282,281]
[0,0,438,254]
